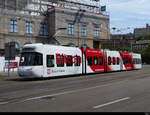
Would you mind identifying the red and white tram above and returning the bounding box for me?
[18,43,142,78]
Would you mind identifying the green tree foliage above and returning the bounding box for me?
[136,34,150,41]
[141,43,150,64]
[103,45,131,52]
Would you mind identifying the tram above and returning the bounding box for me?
[18,43,142,78]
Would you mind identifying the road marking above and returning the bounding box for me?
[0,102,9,105]
[22,79,129,103]
[93,97,130,109]
[0,79,130,105]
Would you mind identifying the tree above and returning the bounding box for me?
[136,34,150,41]
[141,43,150,64]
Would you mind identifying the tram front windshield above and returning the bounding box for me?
[20,52,43,66]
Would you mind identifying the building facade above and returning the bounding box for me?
[48,7,110,48]
[133,24,150,51]
[0,0,110,55]
[134,24,150,38]
[98,33,135,50]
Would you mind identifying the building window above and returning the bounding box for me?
[94,26,99,37]
[81,25,87,37]
[68,23,74,35]
[40,23,47,36]
[26,21,32,34]
[10,20,18,33]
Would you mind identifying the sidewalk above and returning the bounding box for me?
[0,71,19,80]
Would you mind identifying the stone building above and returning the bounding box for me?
[0,0,110,55]
[134,24,150,38]
[48,6,110,48]
[133,24,150,51]
[100,33,135,50]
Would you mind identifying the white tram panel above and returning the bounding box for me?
[43,44,82,77]
[132,53,142,69]
[18,44,82,78]
[106,50,123,71]
[18,44,44,78]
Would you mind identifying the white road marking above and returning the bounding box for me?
[23,91,74,101]
[93,97,130,109]
[22,80,129,103]
[0,79,129,105]
[0,102,9,105]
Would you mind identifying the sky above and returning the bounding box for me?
[100,0,150,34]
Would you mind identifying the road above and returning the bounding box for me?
[0,65,150,112]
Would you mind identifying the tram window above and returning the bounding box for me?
[33,53,43,65]
[136,59,138,64]
[113,57,116,65]
[117,57,120,65]
[108,56,111,65]
[99,56,103,66]
[94,56,98,66]
[133,59,136,64]
[135,59,137,64]
[74,56,81,66]
[123,58,126,64]
[137,59,139,64]
[137,59,141,64]
[129,58,131,64]
[47,55,54,67]
[87,56,92,66]
[20,52,43,66]
[139,59,142,64]
[126,58,129,64]
[57,55,64,67]
[66,55,73,66]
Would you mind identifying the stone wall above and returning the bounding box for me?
[48,7,110,48]
[0,9,50,50]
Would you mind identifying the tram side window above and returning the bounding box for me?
[139,59,142,64]
[57,55,64,67]
[117,57,120,65]
[123,58,126,64]
[136,59,138,64]
[99,56,103,66]
[129,58,131,64]
[47,55,54,67]
[133,59,136,64]
[108,56,111,65]
[93,56,98,66]
[113,57,116,65]
[66,55,73,66]
[74,56,81,66]
[126,58,129,64]
[136,59,141,64]
[87,56,92,66]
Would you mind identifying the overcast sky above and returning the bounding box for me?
[100,0,150,34]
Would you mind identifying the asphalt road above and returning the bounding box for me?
[0,65,150,112]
